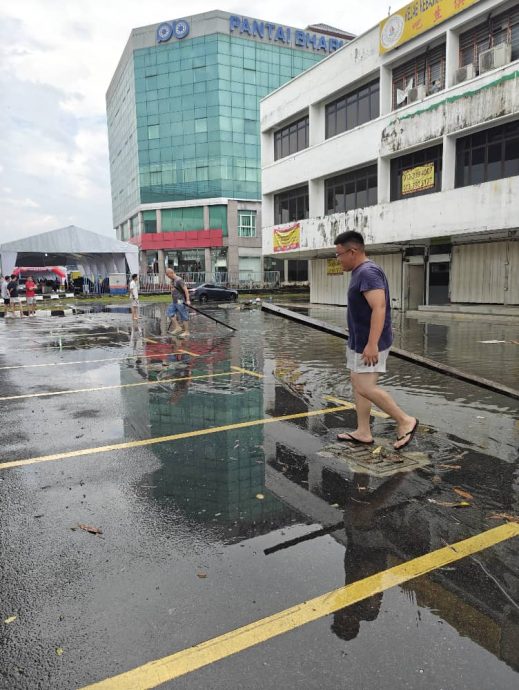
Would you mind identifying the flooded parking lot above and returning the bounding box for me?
[0,303,518,689]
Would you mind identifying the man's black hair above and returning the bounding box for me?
[334,230,365,248]
[131,273,138,279]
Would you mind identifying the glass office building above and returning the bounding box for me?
[106,11,352,282]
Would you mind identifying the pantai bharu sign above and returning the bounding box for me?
[379,0,481,54]
[230,16,344,53]
[402,162,435,195]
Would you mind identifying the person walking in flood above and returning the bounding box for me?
[165,267,191,338]
[129,273,139,321]
[334,230,418,450]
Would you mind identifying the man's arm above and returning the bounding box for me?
[181,282,191,304]
[362,288,386,364]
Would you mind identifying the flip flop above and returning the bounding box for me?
[394,419,419,451]
[336,433,374,445]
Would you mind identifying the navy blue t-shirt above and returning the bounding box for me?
[347,260,393,354]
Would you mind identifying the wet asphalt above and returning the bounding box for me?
[0,303,518,690]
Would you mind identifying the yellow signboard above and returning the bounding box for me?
[379,0,481,54]
[327,258,343,275]
[402,162,435,194]
[273,223,300,253]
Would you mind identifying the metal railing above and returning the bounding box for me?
[75,272,281,295]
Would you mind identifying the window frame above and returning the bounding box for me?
[325,79,380,139]
[273,185,309,225]
[274,116,309,161]
[237,210,257,238]
[324,164,378,214]
[455,120,519,188]
[390,145,443,201]
[392,44,446,110]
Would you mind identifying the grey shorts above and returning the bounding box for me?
[131,299,139,307]
[26,297,36,305]
[346,347,390,373]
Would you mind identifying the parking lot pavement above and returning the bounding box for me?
[0,306,518,689]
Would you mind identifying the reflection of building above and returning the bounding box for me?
[107,11,352,284]
[263,401,519,668]
[261,0,519,309]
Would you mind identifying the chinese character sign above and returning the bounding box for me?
[273,224,301,252]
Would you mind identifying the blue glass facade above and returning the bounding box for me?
[134,34,323,205]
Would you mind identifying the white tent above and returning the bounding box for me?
[0,225,139,277]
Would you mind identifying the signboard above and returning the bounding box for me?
[109,273,127,296]
[379,0,481,54]
[230,16,344,53]
[273,224,300,253]
[402,162,435,195]
[327,258,343,275]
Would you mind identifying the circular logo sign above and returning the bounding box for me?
[173,20,190,39]
[157,22,173,43]
[380,14,405,51]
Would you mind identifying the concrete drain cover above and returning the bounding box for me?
[319,442,430,477]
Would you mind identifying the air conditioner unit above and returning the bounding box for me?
[479,42,512,74]
[407,84,427,103]
[454,63,476,85]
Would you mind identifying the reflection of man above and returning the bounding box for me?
[129,273,139,321]
[334,231,417,450]
[165,267,191,338]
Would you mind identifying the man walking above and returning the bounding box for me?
[129,273,139,321]
[165,267,191,338]
[7,275,25,318]
[334,230,418,450]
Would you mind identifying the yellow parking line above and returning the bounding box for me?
[80,522,519,689]
[0,370,243,402]
[0,404,351,470]
[0,352,198,371]
[325,395,390,419]
[230,365,264,378]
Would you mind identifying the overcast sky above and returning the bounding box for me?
[0,0,392,241]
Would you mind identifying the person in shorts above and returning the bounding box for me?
[334,230,418,450]
[7,275,25,318]
[25,275,37,316]
[129,273,139,321]
[1,275,10,317]
[165,267,191,338]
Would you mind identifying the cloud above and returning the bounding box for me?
[0,0,390,242]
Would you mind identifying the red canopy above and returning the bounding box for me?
[13,266,67,279]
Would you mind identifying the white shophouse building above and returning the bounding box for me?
[261,0,519,309]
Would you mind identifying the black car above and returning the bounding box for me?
[189,283,238,303]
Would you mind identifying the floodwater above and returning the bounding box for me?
[0,303,518,689]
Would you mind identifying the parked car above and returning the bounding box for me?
[189,283,238,303]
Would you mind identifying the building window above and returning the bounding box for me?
[129,215,139,238]
[325,165,378,214]
[274,185,309,224]
[274,116,309,160]
[390,145,443,201]
[459,6,519,67]
[455,120,519,188]
[209,205,228,237]
[325,80,380,138]
[238,210,257,237]
[287,260,308,282]
[392,45,446,109]
[162,207,204,232]
[142,210,156,234]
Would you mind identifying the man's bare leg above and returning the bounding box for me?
[338,378,374,442]
[351,372,416,449]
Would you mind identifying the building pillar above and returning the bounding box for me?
[137,211,143,236]
[263,194,274,228]
[446,29,460,88]
[139,251,147,275]
[157,249,166,282]
[309,178,324,218]
[204,247,212,281]
[227,201,239,277]
[261,130,275,167]
[283,259,289,283]
[442,135,457,191]
[309,103,325,147]
[203,205,210,230]
[156,209,162,233]
[377,156,391,204]
[380,65,392,116]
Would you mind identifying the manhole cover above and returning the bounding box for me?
[319,441,430,477]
